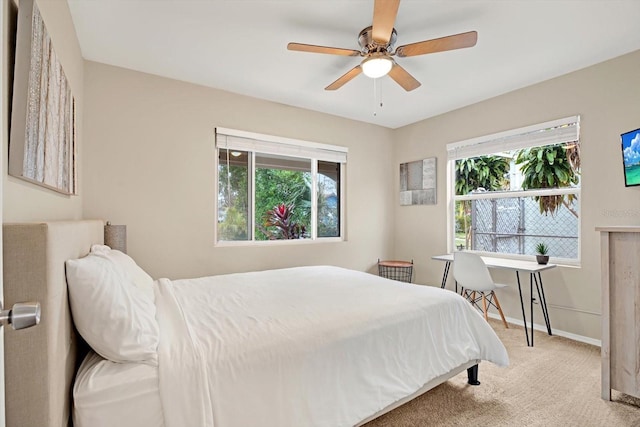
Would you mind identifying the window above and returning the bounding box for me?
[216,128,346,243]
[447,116,581,263]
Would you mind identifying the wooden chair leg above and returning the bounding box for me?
[492,291,509,329]
[481,293,489,321]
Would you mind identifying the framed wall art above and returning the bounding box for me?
[400,157,436,205]
[621,127,640,187]
[9,0,77,195]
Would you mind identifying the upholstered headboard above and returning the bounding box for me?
[3,220,104,427]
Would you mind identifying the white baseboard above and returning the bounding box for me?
[486,312,601,347]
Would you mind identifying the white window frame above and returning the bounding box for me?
[446,116,581,265]
[215,127,347,246]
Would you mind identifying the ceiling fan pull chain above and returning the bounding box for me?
[373,78,384,117]
[373,78,378,116]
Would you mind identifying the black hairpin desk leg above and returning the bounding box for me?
[441,261,451,289]
[516,271,531,346]
[534,272,552,335]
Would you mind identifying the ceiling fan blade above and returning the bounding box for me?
[287,42,361,56]
[325,65,362,90]
[388,63,421,91]
[395,31,478,57]
[372,0,400,45]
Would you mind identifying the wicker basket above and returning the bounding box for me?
[377,259,413,283]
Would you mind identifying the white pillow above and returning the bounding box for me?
[90,245,155,301]
[66,253,159,365]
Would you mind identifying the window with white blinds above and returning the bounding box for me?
[447,116,580,160]
[447,116,581,263]
[216,128,347,164]
[215,128,346,244]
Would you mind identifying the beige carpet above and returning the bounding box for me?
[364,319,640,427]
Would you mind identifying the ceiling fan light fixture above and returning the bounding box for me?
[361,55,393,78]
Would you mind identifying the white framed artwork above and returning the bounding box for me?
[9,0,77,195]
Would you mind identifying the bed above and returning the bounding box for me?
[3,220,508,427]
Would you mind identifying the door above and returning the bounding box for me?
[0,0,6,424]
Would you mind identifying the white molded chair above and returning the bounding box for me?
[453,251,509,328]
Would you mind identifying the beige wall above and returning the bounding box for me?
[82,61,396,280]
[394,49,640,340]
[2,0,83,222]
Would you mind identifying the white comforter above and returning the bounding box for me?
[155,266,508,427]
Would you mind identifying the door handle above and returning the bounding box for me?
[0,302,41,330]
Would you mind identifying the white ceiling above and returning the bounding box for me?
[66,0,640,129]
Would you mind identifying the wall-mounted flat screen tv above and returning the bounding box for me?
[621,128,640,187]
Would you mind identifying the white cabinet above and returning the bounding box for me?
[598,226,640,400]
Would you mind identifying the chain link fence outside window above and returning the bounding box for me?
[455,196,579,259]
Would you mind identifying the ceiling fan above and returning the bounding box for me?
[287,0,477,92]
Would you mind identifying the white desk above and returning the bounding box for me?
[432,254,556,347]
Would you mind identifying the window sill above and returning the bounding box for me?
[215,237,343,248]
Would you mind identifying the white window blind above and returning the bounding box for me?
[216,127,348,164]
[446,116,580,160]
